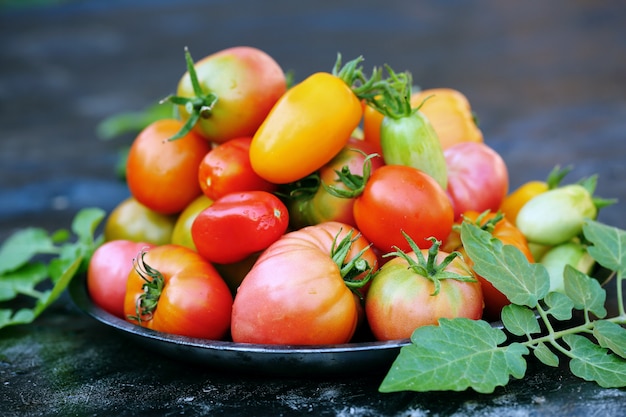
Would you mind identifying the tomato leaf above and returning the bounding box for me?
[379,318,529,394]
[0,228,59,275]
[564,334,626,388]
[460,221,550,308]
[543,291,574,321]
[583,219,626,277]
[593,320,626,359]
[500,304,540,337]
[533,342,560,367]
[563,265,607,318]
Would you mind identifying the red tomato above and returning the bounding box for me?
[286,138,384,229]
[353,165,454,253]
[87,240,154,319]
[365,239,483,340]
[444,142,509,220]
[191,191,289,264]
[457,210,534,321]
[175,46,287,144]
[198,137,277,200]
[124,244,233,339]
[126,119,211,214]
[231,221,378,345]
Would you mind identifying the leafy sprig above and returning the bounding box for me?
[0,208,105,329]
[380,219,626,393]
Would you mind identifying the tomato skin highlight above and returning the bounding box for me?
[444,142,509,220]
[126,119,211,214]
[198,137,278,201]
[250,72,363,184]
[87,240,154,319]
[231,221,377,345]
[191,191,289,264]
[365,249,483,341]
[124,244,233,340]
[177,46,287,144]
[353,165,454,253]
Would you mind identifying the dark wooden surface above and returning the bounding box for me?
[1,1,625,416]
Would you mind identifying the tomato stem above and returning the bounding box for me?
[323,152,378,199]
[329,229,374,293]
[127,249,164,324]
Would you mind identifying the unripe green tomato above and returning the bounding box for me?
[515,184,597,246]
[171,194,213,251]
[539,241,595,293]
[104,197,177,245]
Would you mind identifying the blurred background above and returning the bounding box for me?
[1,0,625,239]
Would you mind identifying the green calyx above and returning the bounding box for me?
[384,232,476,296]
[160,46,218,141]
[365,64,414,120]
[275,172,321,201]
[323,152,378,199]
[329,229,374,295]
[332,54,397,102]
[127,249,164,324]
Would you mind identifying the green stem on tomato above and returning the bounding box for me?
[322,152,378,199]
[127,250,164,324]
[329,229,373,294]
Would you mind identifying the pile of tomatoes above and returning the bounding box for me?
[86,45,589,345]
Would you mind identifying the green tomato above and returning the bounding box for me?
[515,184,597,246]
[104,197,177,245]
[171,194,213,251]
[539,241,595,293]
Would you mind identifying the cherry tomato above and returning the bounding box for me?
[191,191,289,264]
[104,197,176,245]
[124,244,233,339]
[365,237,483,341]
[231,221,378,345]
[198,137,277,201]
[353,165,454,253]
[172,46,287,144]
[286,138,384,229]
[444,142,509,221]
[170,194,213,251]
[87,240,154,319]
[126,119,211,214]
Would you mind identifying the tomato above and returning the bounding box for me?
[104,197,177,245]
[198,137,277,201]
[168,46,287,143]
[444,141,509,220]
[231,221,377,345]
[539,241,595,294]
[170,194,213,251]
[365,236,482,341]
[285,138,384,229]
[352,165,454,253]
[250,56,379,184]
[456,210,534,321]
[410,88,484,150]
[191,191,289,264]
[126,119,211,214]
[87,240,154,319]
[362,101,384,155]
[124,244,233,339]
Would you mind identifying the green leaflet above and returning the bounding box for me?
[565,334,626,388]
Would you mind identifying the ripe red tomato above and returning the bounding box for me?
[365,239,483,340]
[175,46,287,144]
[87,240,154,319]
[353,165,454,253]
[191,191,289,264]
[286,138,384,229]
[198,137,277,201]
[126,119,211,214]
[231,221,378,345]
[444,142,509,220]
[124,244,233,340]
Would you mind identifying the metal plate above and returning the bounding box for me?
[69,273,411,376]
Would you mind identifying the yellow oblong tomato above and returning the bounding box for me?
[499,181,550,225]
[249,72,363,184]
[410,88,483,150]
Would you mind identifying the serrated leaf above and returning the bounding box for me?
[379,318,529,394]
[583,219,626,277]
[0,262,48,301]
[460,222,550,307]
[72,207,106,244]
[0,228,58,275]
[31,256,82,317]
[563,265,607,318]
[564,333,626,388]
[501,304,540,336]
[593,320,626,359]
[543,291,574,321]
[533,342,559,367]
